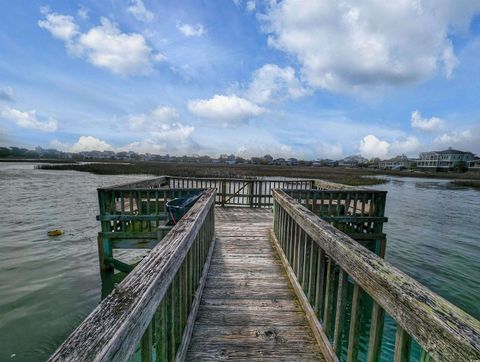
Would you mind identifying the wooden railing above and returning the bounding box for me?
[168,176,315,207]
[97,187,204,273]
[118,175,315,207]
[271,189,480,362]
[285,189,387,256]
[49,188,216,361]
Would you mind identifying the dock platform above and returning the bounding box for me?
[186,207,324,361]
[48,176,480,362]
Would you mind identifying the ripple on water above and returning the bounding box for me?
[0,164,148,362]
[1,167,479,361]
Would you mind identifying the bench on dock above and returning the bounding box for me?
[49,176,480,361]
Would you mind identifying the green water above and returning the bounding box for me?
[0,164,478,361]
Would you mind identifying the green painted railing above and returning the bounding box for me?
[49,188,216,362]
[285,189,387,257]
[97,186,204,273]
[172,176,315,207]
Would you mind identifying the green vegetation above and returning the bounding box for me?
[36,162,387,186]
[36,161,480,186]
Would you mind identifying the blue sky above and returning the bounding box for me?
[0,0,479,159]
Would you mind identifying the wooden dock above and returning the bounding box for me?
[49,176,480,362]
[186,207,324,361]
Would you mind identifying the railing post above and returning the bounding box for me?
[249,180,254,208]
[221,179,226,206]
[97,235,113,273]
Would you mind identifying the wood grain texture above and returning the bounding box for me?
[185,207,324,361]
[270,230,338,362]
[273,189,480,362]
[49,189,216,362]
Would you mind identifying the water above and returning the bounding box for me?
[369,176,480,319]
[0,163,149,361]
[0,165,478,361]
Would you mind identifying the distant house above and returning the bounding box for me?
[273,158,287,166]
[468,158,480,170]
[312,159,330,167]
[416,148,474,171]
[287,158,299,166]
[379,154,416,170]
[338,155,368,167]
[226,154,236,165]
[321,159,338,167]
[251,157,262,165]
[263,154,274,164]
[323,159,338,167]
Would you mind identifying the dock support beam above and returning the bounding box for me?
[97,235,113,273]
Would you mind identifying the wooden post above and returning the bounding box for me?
[97,235,113,272]
[249,180,254,208]
[221,179,226,207]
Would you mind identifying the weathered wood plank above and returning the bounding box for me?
[49,189,216,362]
[273,189,480,362]
[270,229,337,362]
[175,229,216,362]
[186,208,324,361]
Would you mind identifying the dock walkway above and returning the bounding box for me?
[186,207,324,361]
[49,178,480,362]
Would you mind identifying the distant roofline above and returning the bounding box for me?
[420,148,474,155]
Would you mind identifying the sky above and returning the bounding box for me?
[0,0,480,160]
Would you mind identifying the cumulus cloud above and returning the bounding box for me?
[176,22,205,37]
[246,64,309,104]
[122,105,196,153]
[39,9,163,75]
[70,135,114,152]
[359,134,422,159]
[128,106,180,129]
[188,94,266,125]
[411,110,444,132]
[261,1,480,94]
[38,8,79,41]
[434,130,473,144]
[77,18,162,75]
[389,136,422,155]
[246,1,256,12]
[0,106,58,132]
[359,135,390,159]
[127,0,154,22]
[120,124,195,154]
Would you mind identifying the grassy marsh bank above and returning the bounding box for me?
[36,162,386,186]
[36,161,480,186]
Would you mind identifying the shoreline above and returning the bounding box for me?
[0,158,76,164]
[32,161,480,187]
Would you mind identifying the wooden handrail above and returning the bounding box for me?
[272,188,480,361]
[49,188,216,361]
[101,175,315,191]
[106,176,169,190]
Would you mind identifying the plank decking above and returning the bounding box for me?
[186,207,325,361]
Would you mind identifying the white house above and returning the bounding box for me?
[468,158,480,170]
[338,155,368,167]
[416,148,474,170]
[379,155,416,170]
